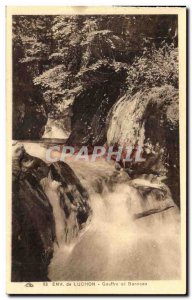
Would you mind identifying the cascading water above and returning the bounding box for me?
[43,118,70,140]
[47,160,180,281]
[21,142,180,281]
[41,176,67,245]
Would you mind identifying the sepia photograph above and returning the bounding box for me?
[6,6,187,295]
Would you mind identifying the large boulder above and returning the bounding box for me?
[107,85,180,206]
[12,146,55,281]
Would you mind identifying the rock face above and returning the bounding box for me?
[49,161,90,226]
[12,148,55,282]
[12,145,90,281]
[13,45,47,140]
[12,91,47,140]
[107,85,180,206]
[67,64,127,146]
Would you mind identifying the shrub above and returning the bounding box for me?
[126,42,178,95]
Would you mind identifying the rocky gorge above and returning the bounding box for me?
[11,14,180,281]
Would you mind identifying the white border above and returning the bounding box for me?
[1,1,190,299]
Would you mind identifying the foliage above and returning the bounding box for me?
[12,14,178,128]
[126,43,178,95]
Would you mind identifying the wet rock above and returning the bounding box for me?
[107,85,180,206]
[12,146,55,282]
[49,161,91,225]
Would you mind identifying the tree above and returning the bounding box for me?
[12,14,178,140]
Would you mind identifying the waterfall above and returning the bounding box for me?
[43,118,70,139]
[43,99,73,139]
[41,175,67,245]
[48,159,180,281]
[20,142,180,281]
[40,173,80,247]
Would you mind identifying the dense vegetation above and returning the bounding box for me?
[13,15,178,140]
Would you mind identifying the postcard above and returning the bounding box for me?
[6,6,187,295]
